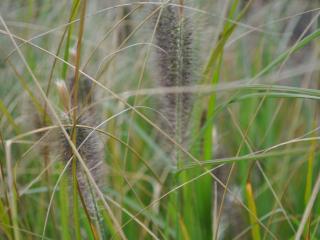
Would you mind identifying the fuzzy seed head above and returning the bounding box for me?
[154,5,194,149]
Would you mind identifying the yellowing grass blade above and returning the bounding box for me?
[246,181,261,240]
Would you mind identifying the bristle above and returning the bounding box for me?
[68,76,96,114]
[60,113,105,217]
[58,76,105,218]
[155,5,193,147]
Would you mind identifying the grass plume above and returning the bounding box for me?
[57,76,106,219]
[155,4,193,145]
